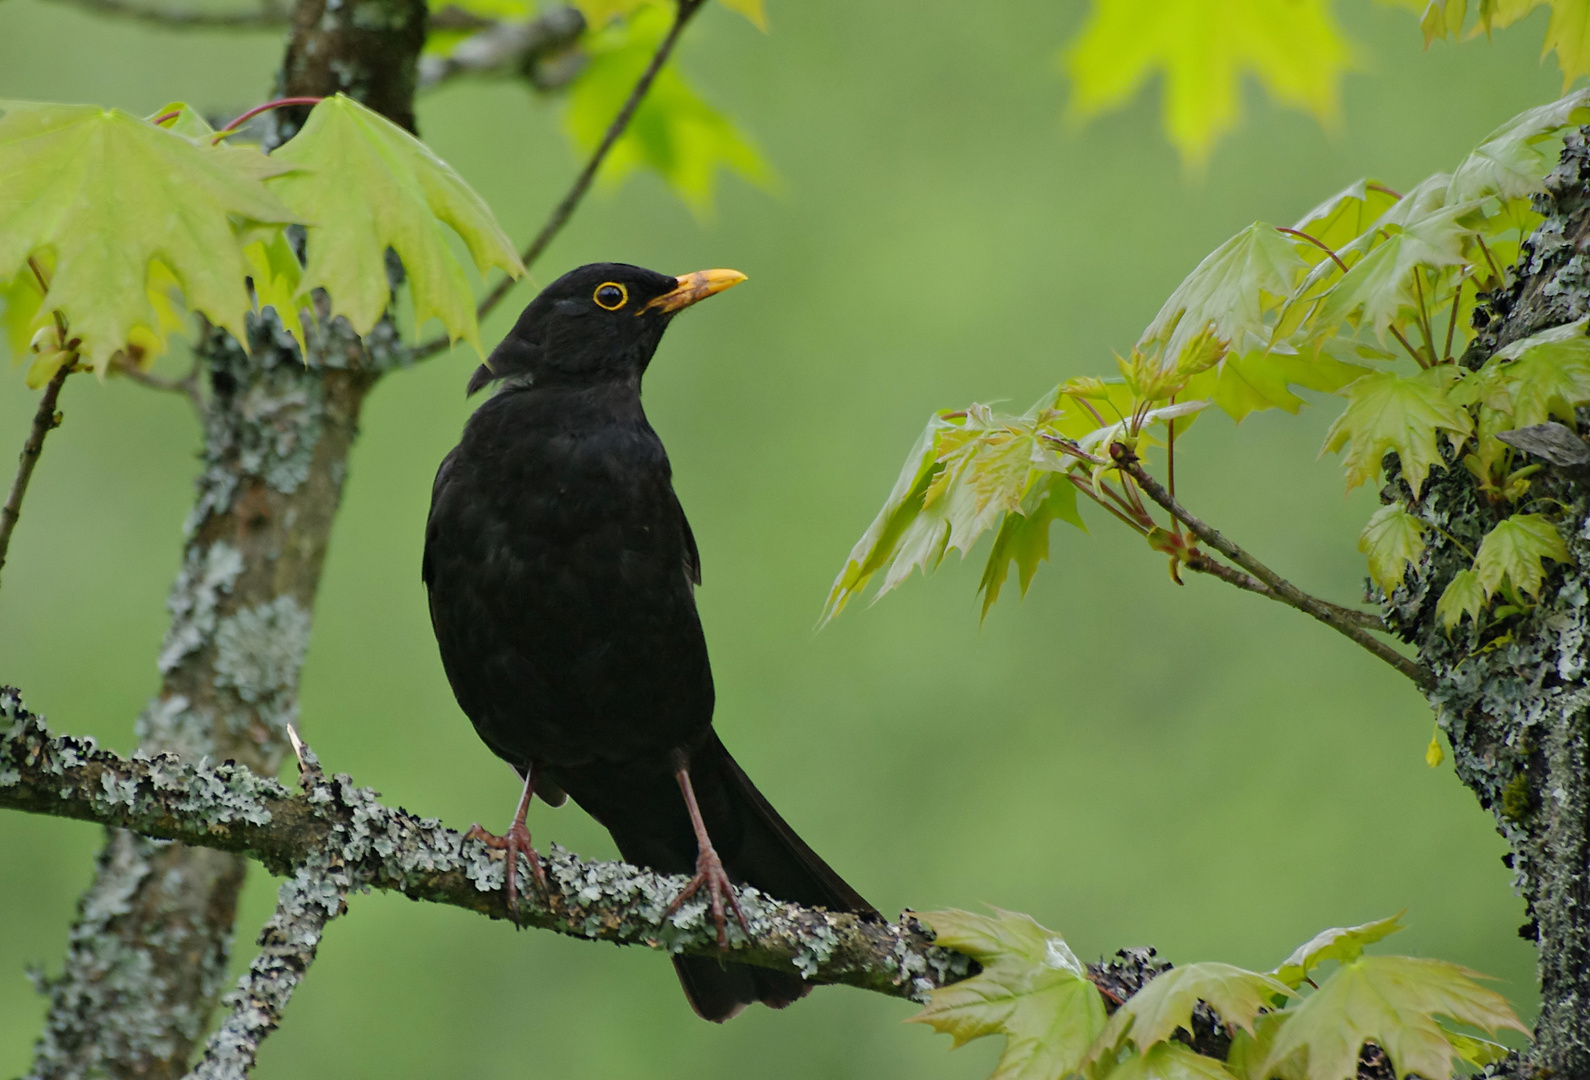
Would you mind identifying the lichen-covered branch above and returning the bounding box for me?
[1110,446,1432,689]
[0,689,973,1005]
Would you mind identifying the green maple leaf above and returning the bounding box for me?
[1448,89,1590,202]
[567,4,771,214]
[822,413,957,623]
[1481,316,1590,427]
[1184,347,1369,423]
[1260,955,1527,1080]
[267,94,523,355]
[1436,569,1488,630]
[1108,1042,1240,1080]
[0,100,299,373]
[1359,507,1427,594]
[978,473,1084,618]
[1272,914,1405,990]
[910,908,1107,1080]
[1473,513,1572,599]
[1137,223,1309,376]
[1291,178,1401,259]
[1321,367,1471,496]
[1085,962,1291,1066]
[1062,0,1350,168]
[1308,204,1472,347]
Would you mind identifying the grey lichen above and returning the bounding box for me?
[1,687,971,1015]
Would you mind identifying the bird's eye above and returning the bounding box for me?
[593,282,628,310]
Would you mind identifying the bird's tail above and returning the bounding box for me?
[595,733,875,1022]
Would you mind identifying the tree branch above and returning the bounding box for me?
[40,0,288,29]
[417,7,587,93]
[1110,445,1431,690]
[0,361,73,599]
[1183,552,1389,633]
[411,0,709,361]
[0,687,972,1003]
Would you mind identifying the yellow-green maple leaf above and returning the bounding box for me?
[977,472,1083,618]
[1321,368,1471,496]
[0,101,299,373]
[910,908,1106,1080]
[1473,513,1572,598]
[1271,914,1405,990]
[1437,568,1488,629]
[1084,962,1291,1067]
[1398,1,1590,87]
[1359,507,1427,593]
[1062,0,1351,168]
[1260,955,1527,1080]
[266,94,524,355]
[567,4,771,214]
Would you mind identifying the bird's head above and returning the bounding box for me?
[467,262,747,394]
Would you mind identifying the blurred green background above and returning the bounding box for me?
[0,2,1561,1076]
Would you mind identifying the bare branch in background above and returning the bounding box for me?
[419,6,588,93]
[0,361,74,600]
[40,0,287,30]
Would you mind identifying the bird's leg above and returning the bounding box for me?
[464,767,547,917]
[661,764,751,949]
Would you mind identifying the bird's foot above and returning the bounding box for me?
[465,820,546,916]
[663,844,750,950]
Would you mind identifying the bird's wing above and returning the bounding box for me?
[678,499,702,587]
[421,447,459,587]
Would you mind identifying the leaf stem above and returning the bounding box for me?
[213,96,325,141]
[1068,474,1150,535]
[1412,270,1437,364]
[1476,235,1505,288]
[413,0,708,361]
[1389,324,1428,369]
[1444,275,1463,363]
[0,361,75,602]
[1276,226,1349,273]
[1110,444,1431,688]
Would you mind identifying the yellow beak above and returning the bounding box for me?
[640,268,748,315]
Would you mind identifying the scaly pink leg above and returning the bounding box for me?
[465,768,546,916]
[662,764,750,949]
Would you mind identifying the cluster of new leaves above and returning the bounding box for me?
[1063,0,1590,167]
[914,909,1524,1080]
[828,89,1590,632]
[0,95,523,377]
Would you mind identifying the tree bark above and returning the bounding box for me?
[1391,130,1590,1078]
[23,3,423,1074]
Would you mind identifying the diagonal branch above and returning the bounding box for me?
[0,687,972,1003]
[411,0,709,361]
[1110,444,1432,689]
[0,360,74,600]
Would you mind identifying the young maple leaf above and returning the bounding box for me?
[266,94,525,355]
[1062,0,1350,168]
[1473,513,1572,599]
[1271,914,1405,990]
[910,908,1106,1080]
[1359,507,1427,593]
[567,4,772,215]
[1291,178,1401,259]
[1480,316,1590,428]
[1436,569,1488,630]
[1321,368,1471,496]
[1448,89,1590,202]
[1082,961,1292,1069]
[1259,955,1527,1080]
[0,101,299,373]
[978,474,1083,618]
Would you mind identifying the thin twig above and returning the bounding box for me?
[411,0,709,361]
[41,0,287,29]
[1183,552,1388,632]
[112,355,205,416]
[0,362,74,599]
[1111,445,1431,689]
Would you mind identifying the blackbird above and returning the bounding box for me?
[422,262,876,1021]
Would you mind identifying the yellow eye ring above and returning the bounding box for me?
[593,282,628,310]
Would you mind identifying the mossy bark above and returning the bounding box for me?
[1391,132,1590,1078]
[24,3,423,1075]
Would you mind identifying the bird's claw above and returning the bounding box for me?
[663,845,750,950]
[465,820,547,918]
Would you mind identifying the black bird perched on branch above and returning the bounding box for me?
[422,262,876,1021]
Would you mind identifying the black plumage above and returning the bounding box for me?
[422,262,875,1021]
